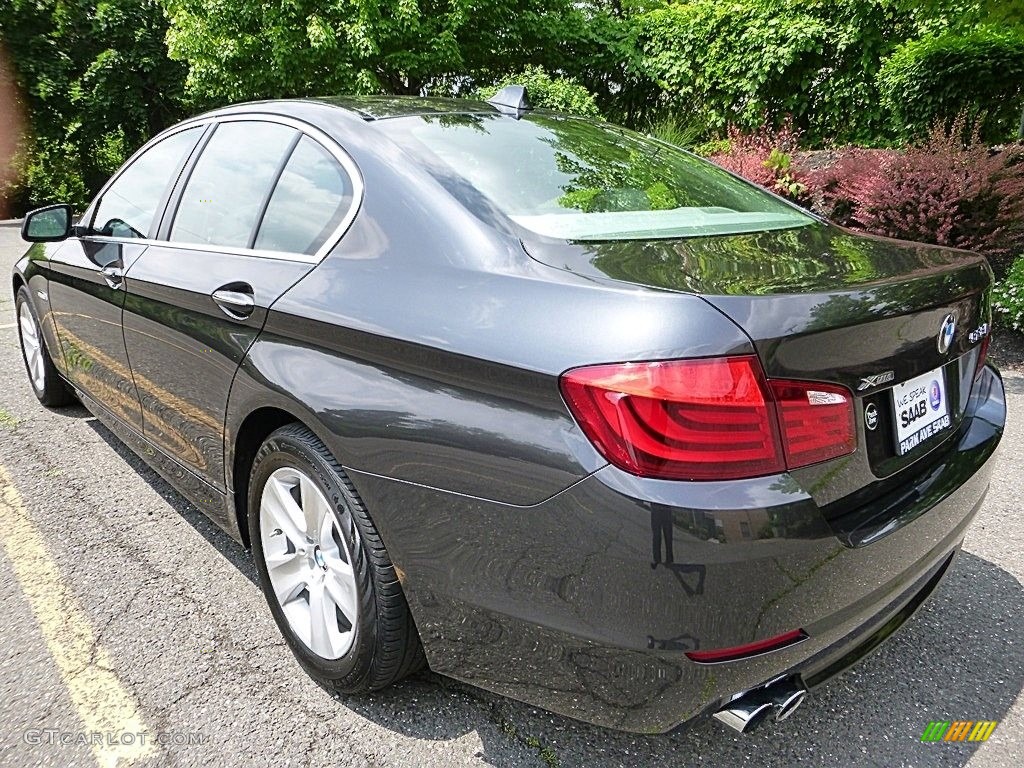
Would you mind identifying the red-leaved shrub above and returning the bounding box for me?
[710,119,813,204]
[810,118,1024,273]
[713,116,1024,277]
[804,148,898,227]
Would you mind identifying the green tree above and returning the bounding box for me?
[1,0,186,208]
[473,66,601,117]
[164,0,598,106]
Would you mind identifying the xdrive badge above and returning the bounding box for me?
[858,371,895,392]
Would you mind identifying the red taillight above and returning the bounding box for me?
[770,380,856,468]
[685,628,808,664]
[559,356,784,481]
[559,356,855,481]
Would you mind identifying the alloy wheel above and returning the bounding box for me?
[19,303,46,392]
[259,466,359,659]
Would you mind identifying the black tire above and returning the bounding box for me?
[15,286,74,407]
[248,423,425,694]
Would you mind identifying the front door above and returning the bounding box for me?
[120,119,355,490]
[46,238,146,427]
[45,126,205,429]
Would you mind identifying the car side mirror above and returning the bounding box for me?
[21,204,73,242]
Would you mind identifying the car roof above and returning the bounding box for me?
[306,95,502,121]
[192,92,549,128]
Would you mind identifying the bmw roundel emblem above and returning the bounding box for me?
[938,313,956,354]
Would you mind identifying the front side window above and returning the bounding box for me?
[91,127,202,239]
[170,121,297,248]
[378,115,814,241]
[254,136,353,255]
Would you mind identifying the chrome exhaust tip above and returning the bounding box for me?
[712,676,807,733]
[712,700,775,733]
[768,683,806,721]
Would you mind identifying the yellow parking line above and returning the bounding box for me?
[0,464,158,767]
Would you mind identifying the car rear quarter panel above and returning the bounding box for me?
[226,232,754,506]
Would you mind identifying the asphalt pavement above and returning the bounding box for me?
[0,221,1021,768]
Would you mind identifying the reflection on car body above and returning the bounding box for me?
[12,88,1004,734]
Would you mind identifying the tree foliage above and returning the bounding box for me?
[1,0,187,208]
[3,0,1024,209]
[473,66,601,117]
[164,0,596,105]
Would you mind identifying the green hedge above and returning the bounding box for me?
[878,28,1024,143]
[631,0,920,145]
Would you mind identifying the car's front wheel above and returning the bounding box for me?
[15,287,73,407]
[248,424,425,693]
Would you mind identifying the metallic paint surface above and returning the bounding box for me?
[120,245,311,490]
[343,366,1002,731]
[38,238,148,430]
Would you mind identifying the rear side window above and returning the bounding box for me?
[92,127,202,239]
[254,136,353,255]
[170,121,297,248]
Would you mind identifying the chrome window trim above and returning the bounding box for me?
[77,235,324,264]
[82,122,207,238]
[80,112,365,265]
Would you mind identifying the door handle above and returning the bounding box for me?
[211,285,256,320]
[101,265,123,289]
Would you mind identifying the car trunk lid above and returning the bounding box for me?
[523,223,993,510]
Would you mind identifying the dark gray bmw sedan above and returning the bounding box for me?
[13,88,1005,734]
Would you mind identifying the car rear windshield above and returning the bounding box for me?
[377,114,814,241]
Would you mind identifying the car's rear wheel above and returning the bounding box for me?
[15,287,73,407]
[248,424,425,693]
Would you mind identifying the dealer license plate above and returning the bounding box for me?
[891,367,951,456]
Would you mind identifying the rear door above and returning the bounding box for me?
[44,126,204,429]
[120,117,358,490]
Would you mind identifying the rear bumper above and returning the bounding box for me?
[349,365,1005,733]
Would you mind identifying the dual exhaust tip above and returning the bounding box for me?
[712,676,807,734]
